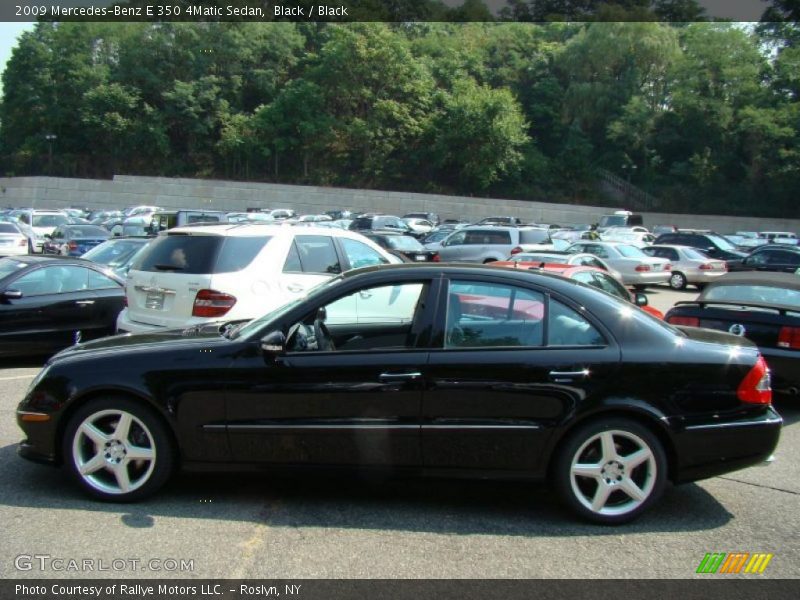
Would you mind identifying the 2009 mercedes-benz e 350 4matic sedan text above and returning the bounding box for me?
[17,264,781,524]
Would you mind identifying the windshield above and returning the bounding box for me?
[65,225,109,238]
[32,214,68,228]
[599,215,626,228]
[707,235,737,251]
[0,258,27,280]
[232,275,346,340]
[82,239,149,266]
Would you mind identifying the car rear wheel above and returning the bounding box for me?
[554,418,667,524]
[62,397,175,502]
[669,271,687,290]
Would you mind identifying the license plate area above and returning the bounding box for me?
[145,291,165,310]
[414,255,426,261]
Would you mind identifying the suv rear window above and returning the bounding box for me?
[519,229,551,244]
[132,234,271,274]
[350,217,374,230]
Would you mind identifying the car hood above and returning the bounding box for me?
[51,326,229,361]
[676,325,758,349]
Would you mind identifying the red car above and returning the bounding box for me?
[492,261,664,319]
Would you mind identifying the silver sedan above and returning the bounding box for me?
[566,241,671,289]
[642,244,727,290]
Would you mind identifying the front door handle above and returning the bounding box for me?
[549,369,590,380]
[75,300,95,306]
[379,372,422,382]
[286,284,304,293]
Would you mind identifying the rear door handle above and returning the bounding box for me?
[75,300,95,306]
[549,369,590,380]
[379,372,422,382]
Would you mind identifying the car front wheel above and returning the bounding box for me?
[62,397,175,502]
[554,418,667,524]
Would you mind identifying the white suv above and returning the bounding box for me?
[116,224,400,333]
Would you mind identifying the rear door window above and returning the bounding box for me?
[295,235,341,274]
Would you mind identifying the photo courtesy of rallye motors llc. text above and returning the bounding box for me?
[14,584,303,597]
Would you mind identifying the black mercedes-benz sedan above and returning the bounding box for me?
[17,264,781,524]
[0,255,125,357]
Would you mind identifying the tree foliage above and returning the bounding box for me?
[1,20,799,216]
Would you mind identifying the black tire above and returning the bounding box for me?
[553,417,667,525]
[669,271,687,290]
[62,396,175,502]
[633,285,647,292]
[483,258,497,264]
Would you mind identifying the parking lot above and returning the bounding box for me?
[1,285,798,579]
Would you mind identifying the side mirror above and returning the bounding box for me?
[2,289,23,300]
[634,292,648,307]
[260,330,286,354]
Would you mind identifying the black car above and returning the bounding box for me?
[42,224,111,256]
[363,231,439,262]
[349,214,417,237]
[665,271,800,397]
[730,244,800,273]
[653,231,747,267]
[0,256,125,357]
[18,264,780,524]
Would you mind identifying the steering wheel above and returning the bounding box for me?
[313,318,335,351]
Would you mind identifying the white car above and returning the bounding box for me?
[0,222,30,256]
[403,218,435,236]
[16,210,70,252]
[116,224,402,334]
[566,241,671,289]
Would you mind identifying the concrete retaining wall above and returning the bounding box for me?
[1,174,798,234]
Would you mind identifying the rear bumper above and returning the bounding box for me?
[621,271,671,286]
[670,406,782,483]
[686,270,727,284]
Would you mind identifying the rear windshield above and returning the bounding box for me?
[65,225,109,237]
[616,245,646,258]
[703,285,800,309]
[599,215,626,228]
[0,223,20,234]
[132,234,271,274]
[706,235,736,251]
[519,229,551,244]
[387,236,424,251]
[350,217,373,229]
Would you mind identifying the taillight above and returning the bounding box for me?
[510,246,523,255]
[432,253,440,262]
[68,241,78,251]
[635,264,651,272]
[664,263,672,271]
[778,326,800,349]
[699,263,713,270]
[192,289,236,318]
[667,315,700,327]
[737,355,772,405]
[18,238,27,246]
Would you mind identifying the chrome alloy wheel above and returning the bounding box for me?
[569,429,657,517]
[71,409,156,495]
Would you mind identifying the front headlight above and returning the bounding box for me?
[22,364,51,404]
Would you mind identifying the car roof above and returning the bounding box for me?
[166,223,338,236]
[752,244,800,252]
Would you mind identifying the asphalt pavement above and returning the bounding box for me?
[1,285,798,579]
